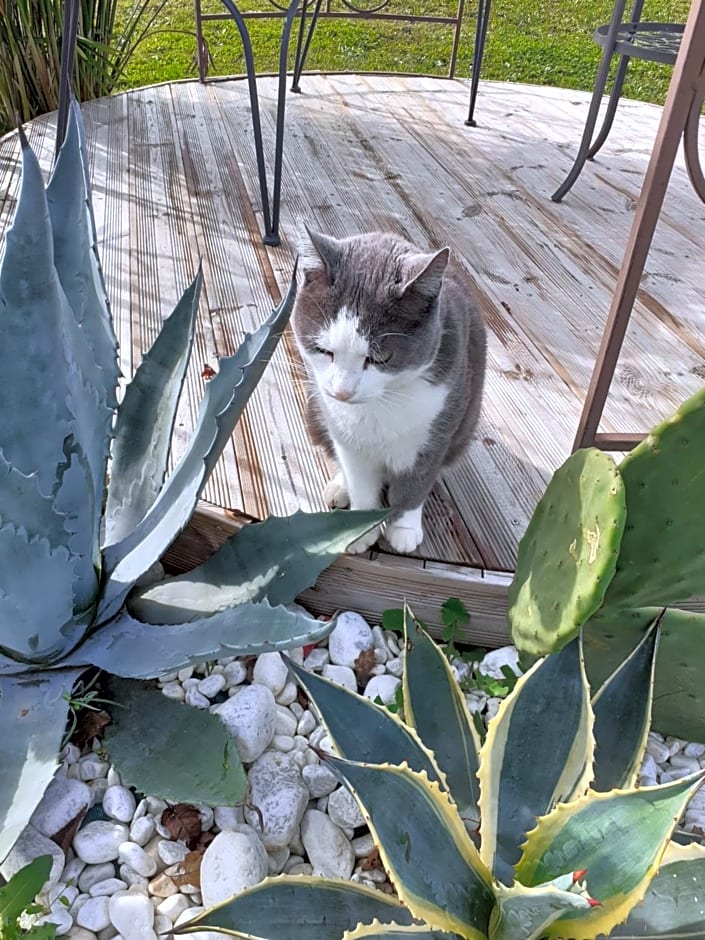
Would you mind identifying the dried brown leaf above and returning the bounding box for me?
[169,850,203,889]
[353,648,376,685]
[161,804,202,848]
[72,708,111,750]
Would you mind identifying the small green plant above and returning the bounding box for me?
[0,857,57,939]
[176,607,705,940]
[508,389,705,740]
[60,672,118,748]
[0,99,383,864]
[0,0,165,133]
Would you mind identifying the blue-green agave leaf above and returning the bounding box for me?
[0,668,84,862]
[479,637,593,886]
[174,876,415,938]
[326,757,494,938]
[59,602,334,679]
[592,615,659,791]
[0,523,82,663]
[103,678,247,804]
[610,842,705,937]
[128,508,386,623]
[0,453,67,548]
[403,609,481,830]
[0,132,75,496]
[48,99,118,403]
[285,658,442,779]
[104,271,202,547]
[99,273,297,622]
[489,881,593,940]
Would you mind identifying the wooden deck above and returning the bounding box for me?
[2,74,705,641]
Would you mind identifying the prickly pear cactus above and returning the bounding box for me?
[509,448,626,655]
[602,387,705,610]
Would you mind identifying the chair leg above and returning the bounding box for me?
[683,69,705,203]
[551,0,629,202]
[586,54,631,158]
[465,0,492,127]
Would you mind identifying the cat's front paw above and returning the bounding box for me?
[384,517,424,554]
[323,472,350,509]
[346,524,382,554]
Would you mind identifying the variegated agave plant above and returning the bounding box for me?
[0,102,383,862]
[176,610,705,940]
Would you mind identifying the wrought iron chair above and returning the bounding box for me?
[551,0,705,202]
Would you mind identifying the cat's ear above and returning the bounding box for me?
[296,222,342,281]
[401,247,450,299]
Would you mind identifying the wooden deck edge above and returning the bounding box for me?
[162,502,513,646]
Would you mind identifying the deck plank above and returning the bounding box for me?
[2,75,705,632]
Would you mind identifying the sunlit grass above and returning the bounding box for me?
[117,0,689,104]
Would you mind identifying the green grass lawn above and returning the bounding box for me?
[118,0,690,104]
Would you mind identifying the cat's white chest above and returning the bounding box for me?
[322,376,448,473]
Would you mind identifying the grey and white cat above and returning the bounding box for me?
[293,228,487,554]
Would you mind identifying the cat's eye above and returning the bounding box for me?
[365,349,391,367]
[313,345,333,360]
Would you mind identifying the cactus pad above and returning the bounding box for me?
[509,448,626,656]
[603,387,705,610]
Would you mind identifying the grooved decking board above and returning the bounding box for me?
[2,75,704,633]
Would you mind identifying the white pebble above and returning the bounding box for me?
[386,657,404,678]
[321,664,357,692]
[118,843,157,878]
[302,764,338,798]
[31,778,92,840]
[128,816,154,847]
[197,674,226,698]
[178,667,193,682]
[79,864,117,893]
[118,865,148,889]
[685,742,705,758]
[223,661,247,687]
[274,705,298,737]
[328,612,373,667]
[200,830,269,907]
[106,768,122,788]
[216,684,276,763]
[214,805,244,830]
[363,675,401,705]
[157,841,189,866]
[304,648,329,671]
[352,833,376,858]
[327,787,365,829]
[253,653,289,695]
[267,846,290,874]
[108,889,155,939]
[88,779,110,805]
[161,682,185,702]
[103,787,137,824]
[79,759,110,782]
[74,823,129,864]
[156,892,192,921]
[276,681,299,706]
[76,896,111,932]
[89,878,128,897]
[296,710,317,736]
[271,735,295,752]
[185,688,211,709]
[66,928,97,940]
[479,646,520,679]
[301,809,355,879]
[61,856,86,886]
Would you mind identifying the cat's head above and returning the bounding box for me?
[292,227,450,404]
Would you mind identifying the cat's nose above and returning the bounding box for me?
[332,388,354,402]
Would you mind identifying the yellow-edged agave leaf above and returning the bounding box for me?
[515,772,705,939]
[326,757,494,939]
[285,657,442,782]
[173,875,415,938]
[403,609,481,830]
[610,841,705,938]
[591,616,660,792]
[478,637,593,885]
[343,920,463,939]
[488,881,593,940]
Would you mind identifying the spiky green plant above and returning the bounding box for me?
[175,609,705,940]
[0,100,384,863]
[509,387,705,740]
[0,0,163,134]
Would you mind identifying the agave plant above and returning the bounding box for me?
[0,101,384,863]
[508,389,705,741]
[176,608,705,939]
